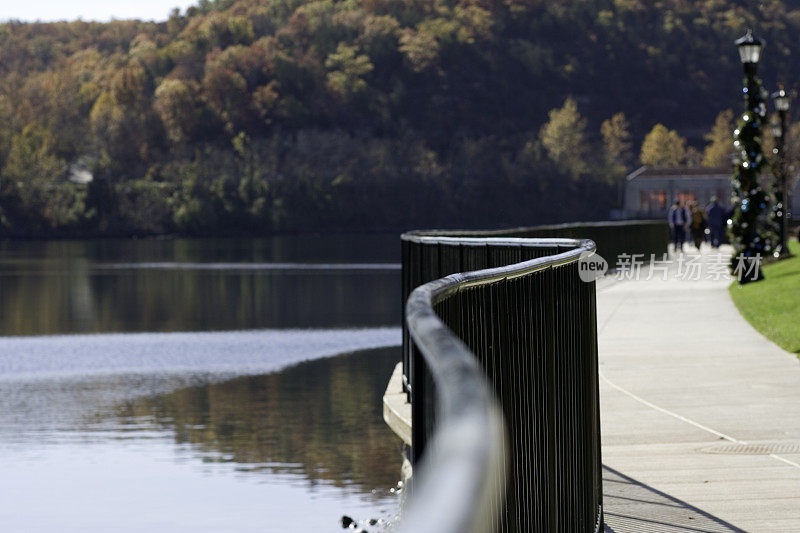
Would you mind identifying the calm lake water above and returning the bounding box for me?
[0,235,404,531]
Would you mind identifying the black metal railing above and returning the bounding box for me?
[398,222,668,532]
[401,220,669,397]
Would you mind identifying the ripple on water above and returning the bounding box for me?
[0,336,405,532]
[0,327,401,380]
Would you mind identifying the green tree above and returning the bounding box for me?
[90,63,163,178]
[640,124,686,167]
[202,65,249,134]
[154,79,203,144]
[539,97,588,179]
[325,43,374,97]
[398,29,439,72]
[601,112,632,173]
[3,123,64,183]
[702,109,734,167]
[1,123,82,231]
[685,146,703,167]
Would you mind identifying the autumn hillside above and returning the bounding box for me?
[1,0,799,237]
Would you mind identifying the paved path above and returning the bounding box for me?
[598,245,800,532]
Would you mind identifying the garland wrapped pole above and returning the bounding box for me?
[730,29,774,283]
[770,87,792,257]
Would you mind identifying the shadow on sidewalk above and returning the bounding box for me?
[603,465,746,532]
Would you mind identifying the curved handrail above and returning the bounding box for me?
[402,219,665,238]
[398,237,596,533]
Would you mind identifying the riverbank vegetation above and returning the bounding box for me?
[2,0,800,237]
[729,240,800,355]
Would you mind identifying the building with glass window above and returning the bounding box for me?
[622,166,800,221]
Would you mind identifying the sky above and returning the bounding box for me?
[1,0,199,23]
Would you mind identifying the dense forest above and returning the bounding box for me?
[2,0,800,237]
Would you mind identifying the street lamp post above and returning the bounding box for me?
[771,88,792,256]
[730,29,771,282]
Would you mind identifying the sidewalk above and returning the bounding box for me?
[598,245,800,532]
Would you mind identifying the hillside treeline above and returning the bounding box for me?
[1,0,798,237]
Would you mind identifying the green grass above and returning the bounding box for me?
[729,239,800,355]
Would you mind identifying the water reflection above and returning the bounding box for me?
[0,235,400,336]
[0,235,405,530]
[0,347,403,531]
[0,234,399,264]
[114,347,403,492]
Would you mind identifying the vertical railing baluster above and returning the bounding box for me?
[400,222,665,533]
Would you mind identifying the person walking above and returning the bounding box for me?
[689,201,707,250]
[705,196,726,248]
[668,200,689,253]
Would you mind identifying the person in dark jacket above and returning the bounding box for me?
[689,201,707,250]
[705,196,726,248]
[668,201,689,252]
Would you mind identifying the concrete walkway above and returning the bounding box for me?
[598,245,800,532]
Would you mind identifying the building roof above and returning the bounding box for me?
[626,166,730,181]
